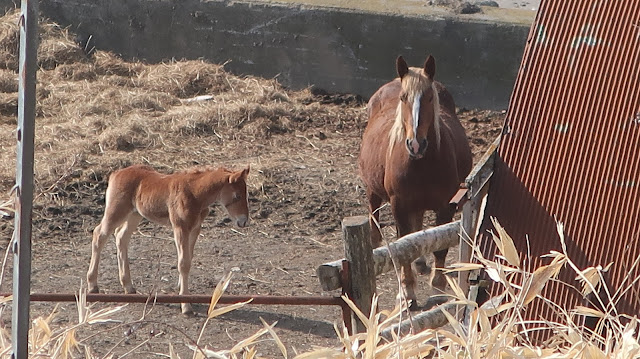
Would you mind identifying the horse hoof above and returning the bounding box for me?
[408,300,420,312]
[414,260,431,275]
[182,310,196,317]
[124,288,137,294]
[88,286,99,294]
[182,305,195,316]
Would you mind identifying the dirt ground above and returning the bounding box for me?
[0,10,505,358]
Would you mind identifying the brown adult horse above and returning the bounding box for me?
[359,55,472,309]
[87,164,250,314]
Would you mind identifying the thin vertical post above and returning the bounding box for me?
[342,216,375,334]
[13,0,38,358]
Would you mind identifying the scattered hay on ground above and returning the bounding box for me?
[0,9,366,201]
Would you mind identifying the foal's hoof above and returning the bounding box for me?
[124,287,137,294]
[182,304,196,316]
[88,286,100,294]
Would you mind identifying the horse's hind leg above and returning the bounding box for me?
[87,222,110,293]
[432,206,455,292]
[87,208,131,293]
[115,212,143,294]
[367,191,384,247]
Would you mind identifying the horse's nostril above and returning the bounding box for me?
[236,216,249,228]
[421,139,428,151]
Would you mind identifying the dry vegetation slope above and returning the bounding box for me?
[0,9,502,244]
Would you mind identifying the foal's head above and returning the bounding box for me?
[220,166,250,227]
[390,55,441,159]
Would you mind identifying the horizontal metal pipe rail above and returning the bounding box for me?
[2,262,355,335]
[1,292,351,329]
[1,293,344,306]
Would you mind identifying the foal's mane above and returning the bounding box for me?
[388,67,441,157]
[181,166,233,175]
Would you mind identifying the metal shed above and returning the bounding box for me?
[475,0,640,332]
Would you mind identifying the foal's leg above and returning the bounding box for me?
[188,209,208,257]
[87,204,132,293]
[173,224,196,314]
[432,206,455,292]
[367,191,384,247]
[115,212,142,294]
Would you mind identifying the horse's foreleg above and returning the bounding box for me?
[188,209,207,255]
[367,192,384,247]
[431,206,455,292]
[174,225,194,315]
[391,200,419,310]
[115,213,142,294]
[407,212,431,275]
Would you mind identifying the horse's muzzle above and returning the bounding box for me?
[235,215,249,228]
[406,138,428,159]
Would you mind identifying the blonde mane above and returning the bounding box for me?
[388,68,441,158]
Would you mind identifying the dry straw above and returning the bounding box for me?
[0,9,364,205]
[2,218,638,358]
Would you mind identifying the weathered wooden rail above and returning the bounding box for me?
[317,220,461,292]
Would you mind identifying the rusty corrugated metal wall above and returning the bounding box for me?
[478,0,640,330]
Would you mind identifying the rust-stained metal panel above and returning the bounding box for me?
[478,0,640,330]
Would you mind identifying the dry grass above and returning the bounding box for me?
[0,9,364,203]
[2,218,638,358]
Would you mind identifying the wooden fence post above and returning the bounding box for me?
[342,216,375,334]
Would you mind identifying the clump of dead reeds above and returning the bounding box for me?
[3,219,638,358]
[295,218,640,358]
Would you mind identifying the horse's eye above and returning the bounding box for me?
[400,93,408,103]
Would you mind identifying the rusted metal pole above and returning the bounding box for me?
[13,0,38,358]
[6,293,344,306]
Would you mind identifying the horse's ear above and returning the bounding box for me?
[396,56,409,79]
[229,166,250,183]
[424,55,436,79]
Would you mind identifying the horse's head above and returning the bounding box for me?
[391,55,440,159]
[221,166,250,227]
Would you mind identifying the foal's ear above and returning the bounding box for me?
[424,55,436,79]
[229,166,250,183]
[396,56,409,79]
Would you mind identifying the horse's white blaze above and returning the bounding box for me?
[412,93,421,141]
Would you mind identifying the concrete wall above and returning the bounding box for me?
[2,0,532,109]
